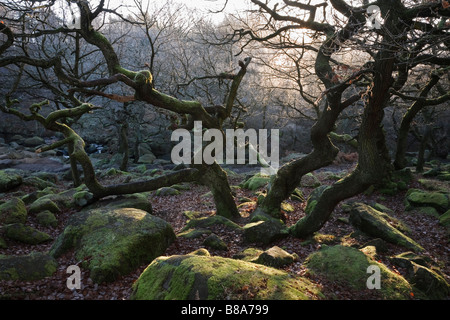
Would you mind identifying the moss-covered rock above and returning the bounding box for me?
[300,173,321,188]
[349,203,423,252]
[0,197,27,224]
[130,251,323,300]
[232,248,264,262]
[303,245,412,299]
[49,207,175,283]
[22,136,45,147]
[177,228,211,239]
[391,252,449,300]
[73,190,94,207]
[4,223,52,244]
[0,252,57,281]
[182,215,242,232]
[203,233,228,251]
[253,246,299,268]
[406,190,449,213]
[239,173,270,191]
[36,210,58,228]
[0,170,23,192]
[29,197,60,214]
[156,187,180,196]
[243,219,288,244]
[22,176,56,191]
[31,185,89,210]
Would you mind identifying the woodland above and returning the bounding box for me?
[0,0,449,302]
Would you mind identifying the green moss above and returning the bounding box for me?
[406,191,449,213]
[240,174,270,191]
[29,197,60,214]
[350,203,423,252]
[36,210,58,227]
[49,207,175,283]
[0,252,58,280]
[4,223,52,245]
[182,215,242,232]
[0,170,23,192]
[0,198,27,224]
[304,245,412,299]
[131,253,323,300]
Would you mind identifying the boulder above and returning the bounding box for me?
[36,210,58,228]
[203,233,227,251]
[73,190,94,207]
[155,187,180,196]
[0,198,27,224]
[0,170,23,192]
[300,173,321,188]
[0,252,57,281]
[182,215,242,232]
[253,246,299,268]
[138,153,156,164]
[390,252,449,300]
[303,245,412,299]
[49,207,175,283]
[21,136,44,147]
[130,250,323,300]
[4,223,52,244]
[405,189,449,213]
[29,198,60,214]
[22,176,56,190]
[243,219,288,244]
[349,203,423,252]
[239,173,270,191]
[86,193,153,214]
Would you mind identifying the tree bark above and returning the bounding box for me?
[393,74,440,170]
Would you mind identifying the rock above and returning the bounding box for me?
[130,251,323,300]
[177,228,211,239]
[36,210,58,227]
[10,134,23,142]
[4,223,52,244]
[73,190,94,207]
[349,203,423,252]
[390,252,449,300]
[155,187,180,196]
[233,248,264,262]
[253,246,299,268]
[243,219,288,244]
[0,197,27,224]
[0,252,57,281]
[0,170,23,192]
[203,233,228,251]
[29,198,60,214]
[405,189,449,213]
[300,173,321,188]
[182,215,242,232]
[49,207,175,283]
[86,193,153,214]
[22,136,45,147]
[30,185,89,210]
[22,176,56,190]
[303,245,412,299]
[239,173,270,191]
[138,153,156,164]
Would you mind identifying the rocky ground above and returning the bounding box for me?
[0,137,449,301]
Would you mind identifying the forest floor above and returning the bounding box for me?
[0,159,449,301]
